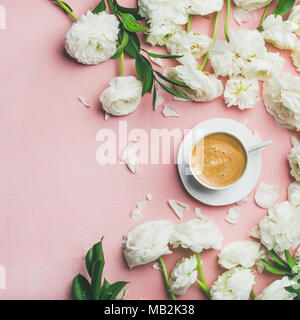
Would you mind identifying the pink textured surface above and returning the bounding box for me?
[0,0,299,300]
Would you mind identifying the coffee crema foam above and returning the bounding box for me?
[191,133,247,188]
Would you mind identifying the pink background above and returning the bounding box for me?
[0,0,299,300]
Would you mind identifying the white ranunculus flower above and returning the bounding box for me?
[209,29,282,80]
[289,4,300,37]
[170,218,223,253]
[262,14,298,50]
[138,0,188,25]
[288,141,300,181]
[166,32,212,61]
[146,20,182,46]
[185,0,224,16]
[210,267,255,300]
[224,78,260,110]
[122,220,174,269]
[288,182,300,207]
[243,52,284,81]
[259,201,300,252]
[100,76,142,116]
[256,277,297,300]
[169,54,223,102]
[170,255,198,296]
[233,0,272,11]
[263,73,300,132]
[291,41,300,72]
[218,241,266,269]
[65,11,119,65]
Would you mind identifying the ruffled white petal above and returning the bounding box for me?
[65,11,119,65]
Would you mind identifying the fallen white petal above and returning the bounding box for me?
[225,206,240,224]
[152,261,162,272]
[234,7,251,26]
[115,288,128,300]
[173,96,190,102]
[162,104,180,118]
[255,260,265,274]
[120,141,139,174]
[154,85,164,110]
[236,196,248,206]
[249,225,261,239]
[194,208,209,221]
[104,112,110,120]
[168,200,190,219]
[130,207,143,222]
[148,50,164,68]
[146,193,153,201]
[78,96,91,107]
[255,182,281,209]
[137,201,148,210]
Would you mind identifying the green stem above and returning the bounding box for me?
[196,279,210,299]
[196,253,208,287]
[54,0,78,21]
[120,51,125,76]
[257,2,271,31]
[251,288,256,299]
[187,15,193,33]
[158,257,176,301]
[225,0,231,42]
[200,11,221,71]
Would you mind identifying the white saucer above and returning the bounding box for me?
[177,118,262,206]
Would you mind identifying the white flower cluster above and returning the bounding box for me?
[210,267,255,300]
[258,201,300,252]
[168,54,224,102]
[122,218,223,269]
[256,277,297,300]
[263,73,300,132]
[65,11,119,65]
[218,240,266,269]
[100,76,143,116]
[138,0,223,46]
[209,29,283,110]
[170,255,198,295]
[165,32,212,62]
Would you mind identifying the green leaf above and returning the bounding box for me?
[273,0,296,16]
[92,0,106,14]
[152,84,157,108]
[98,279,111,300]
[285,250,297,270]
[155,78,188,100]
[261,259,291,275]
[119,12,149,32]
[135,55,154,95]
[142,49,183,59]
[85,248,93,278]
[114,1,143,20]
[111,30,129,59]
[269,250,291,271]
[85,238,105,279]
[107,281,128,300]
[72,274,93,300]
[154,70,188,88]
[125,32,140,58]
[107,0,117,15]
[91,260,105,300]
